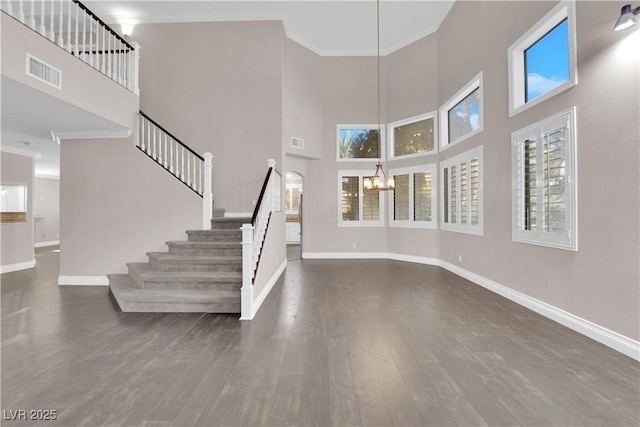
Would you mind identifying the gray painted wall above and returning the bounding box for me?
[436,0,639,341]
[34,177,60,245]
[1,152,35,268]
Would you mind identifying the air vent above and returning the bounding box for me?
[26,54,61,89]
[291,137,304,149]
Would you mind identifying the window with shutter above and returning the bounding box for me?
[338,171,384,227]
[389,165,437,229]
[440,146,483,235]
[512,107,577,250]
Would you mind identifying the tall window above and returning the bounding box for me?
[388,113,437,159]
[508,0,577,116]
[512,107,577,250]
[338,171,384,227]
[440,146,483,235]
[390,165,437,228]
[439,73,483,150]
[337,125,383,161]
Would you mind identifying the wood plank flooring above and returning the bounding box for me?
[1,250,639,426]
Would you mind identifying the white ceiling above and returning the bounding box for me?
[84,0,455,56]
[1,77,127,177]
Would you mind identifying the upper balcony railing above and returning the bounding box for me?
[1,0,140,94]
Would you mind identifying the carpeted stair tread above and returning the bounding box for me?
[146,252,242,264]
[128,262,241,282]
[108,274,240,313]
[165,241,240,248]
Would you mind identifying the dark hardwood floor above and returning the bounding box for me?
[2,249,638,426]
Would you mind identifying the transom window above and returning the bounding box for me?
[337,125,383,161]
[439,73,483,150]
[440,146,483,235]
[508,1,577,117]
[388,113,436,159]
[512,107,577,250]
[338,171,384,227]
[390,165,437,228]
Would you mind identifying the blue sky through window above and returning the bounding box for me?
[525,19,570,102]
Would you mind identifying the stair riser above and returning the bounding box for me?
[211,222,247,229]
[149,258,242,273]
[115,298,241,313]
[127,268,241,291]
[187,233,242,242]
[167,247,242,256]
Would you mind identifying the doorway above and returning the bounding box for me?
[285,171,303,261]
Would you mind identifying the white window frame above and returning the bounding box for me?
[440,145,483,236]
[337,170,385,227]
[389,164,437,229]
[507,0,577,117]
[388,112,438,160]
[439,72,483,151]
[336,124,385,162]
[511,107,577,251]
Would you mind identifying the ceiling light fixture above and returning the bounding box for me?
[364,0,394,192]
[614,4,640,31]
[120,21,135,36]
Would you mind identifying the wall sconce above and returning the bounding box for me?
[120,21,135,36]
[614,4,640,31]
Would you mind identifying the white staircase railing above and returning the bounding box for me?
[241,159,280,320]
[1,0,140,94]
[137,111,213,229]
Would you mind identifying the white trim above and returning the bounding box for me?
[439,72,483,151]
[35,240,59,248]
[240,259,287,320]
[337,124,385,162]
[440,260,639,361]
[35,173,60,180]
[52,129,133,141]
[1,259,36,274]
[388,112,438,160]
[1,145,40,159]
[298,251,639,360]
[507,0,578,117]
[224,212,253,219]
[58,276,108,286]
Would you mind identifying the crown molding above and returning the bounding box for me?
[52,129,133,141]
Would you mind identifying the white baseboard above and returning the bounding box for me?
[240,259,287,321]
[35,240,60,248]
[302,252,389,259]
[1,259,36,274]
[58,276,109,286]
[440,261,640,361]
[386,253,440,266]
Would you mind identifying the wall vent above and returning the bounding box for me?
[26,54,62,89]
[291,137,304,149]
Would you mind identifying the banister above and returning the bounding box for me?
[139,111,204,161]
[71,0,134,51]
[251,167,273,226]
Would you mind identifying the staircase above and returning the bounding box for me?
[108,211,250,313]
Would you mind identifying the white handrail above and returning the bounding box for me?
[1,0,140,94]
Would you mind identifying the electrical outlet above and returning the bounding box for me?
[458,255,462,262]
[353,243,356,249]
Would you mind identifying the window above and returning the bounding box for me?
[337,125,383,161]
[440,146,483,235]
[338,171,384,227]
[390,165,437,228]
[508,0,577,117]
[1,183,27,223]
[439,73,483,150]
[512,107,577,251]
[388,113,437,159]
